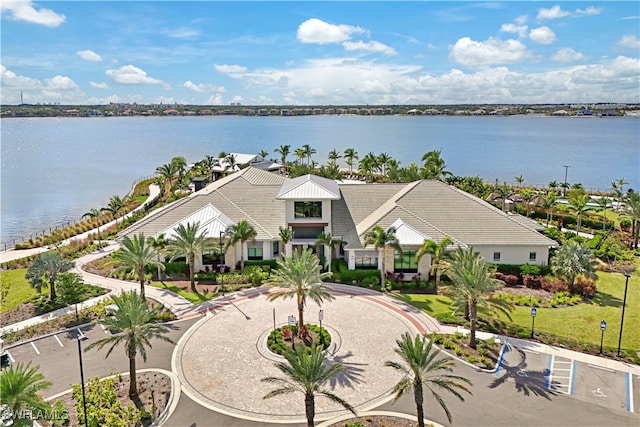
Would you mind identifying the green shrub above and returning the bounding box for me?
[337,269,381,284]
[435,312,464,325]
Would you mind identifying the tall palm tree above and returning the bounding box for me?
[279,226,293,257]
[114,233,163,299]
[377,152,393,176]
[266,249,334,338]
[542,190,559,226]
[358,152,379,183]
[327,148,342,167]
[201,154,220,181]
[167,222,214,292]
[385,333,472,427]
[147,233,167,281]
[0,362,52,418]
[275,144,291,165]
[262,344,356,427]
[315,232,340,273]
[25,251,74,301]
[568,190,592,234]
[225,220,258,272]
[171,156,187,185]
[302,144,316,166]
[155,162,178,189]
[514,175,524,187]
[225,153,238,174]
[421,149,451,180]
[85,291,174,397]
[343,148,358,174]
[595,196,611,231]
[82,207,103,242]
[259,149,269,159]
[445,247,513,348]
[294,147,306,165]
[551,241,598,287]
[416,237,453,291]
[103,195,125,224]
[623,191,640,249]
[548,180,559,191]
[363,225,401,287]
[520,188,536,217]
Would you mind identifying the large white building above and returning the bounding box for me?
[121,167,557,277]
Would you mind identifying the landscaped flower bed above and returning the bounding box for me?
[428,332,500,370]
[267,324,331,356]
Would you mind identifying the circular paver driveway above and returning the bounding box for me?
[173,288,431,424]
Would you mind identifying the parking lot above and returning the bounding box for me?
[494,343,637,414]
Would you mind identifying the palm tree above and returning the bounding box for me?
[266,249,333,338]
[25,251,74,301]
[225,153,238,173]
[155,162,178,189]
[262,344,356,427]
[514,175,524,187]
[327,148,342,167]
[225,220,258,272]
[114,233,163,299]
[623,191,640,249]
[377,152,393,176]
[315,232,340,273]
[568,190,592,234]
[294,147,306,165]
[343,148,358,174]
[421,149,451,180]
[363,225,401,288]
[167,222,214,292]
[0,362,52,418]
[85,291,174,397]
[279,226,293,257]
[385,333,472,427]
[595,196,611,231]
[259,149,269,159]
[102,195,125,224]
[201,154,220,181]
[542,191,559,226]
[444,247,513,348]
[416,237,453,291]
[171,156,187,185]
[147,233,167,281]
[82,207,103,242]
[275,145,291,170]
[548,180,559,191]
[358,152,379,183]
[520,188,536,217]
[302,144,316,166]
[551,241,598,286]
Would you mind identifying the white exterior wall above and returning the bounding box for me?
[474,245,551,265]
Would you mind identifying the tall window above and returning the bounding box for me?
[294,201,322,218]
[248,245,263,260]
[273,241,280,256]
[394,250,418,273]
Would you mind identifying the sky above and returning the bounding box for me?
[1,1,639,106]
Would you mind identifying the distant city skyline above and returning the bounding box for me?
[2,1,639,106]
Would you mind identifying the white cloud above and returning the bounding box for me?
[105,65,165,86]
[537,5,570,20]
[529,26,556,44]
[617,34,640,50]
[214,64,247,74]
[576,6,602,16]
[76,50,103,62]
[0,64,41,89]
[183,80,225,93]
[449,37,531,67]
[297,18,364,44]
[342,40,397,56]
[500,23,528,38]
[160,27,200,40]
[551,48,585,63]
[89,81,109,89]
[45,75,79,90]
[205,93,224,105]
[514,15,528,25]
[0,0,65,27]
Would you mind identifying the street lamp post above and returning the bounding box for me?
[219,231,225,295]
[562,165,570,194]
[77,337,89,427]
[318,309,324,345]
[617,272,631,357]
[599,320,606,354]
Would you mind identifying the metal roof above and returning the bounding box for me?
[276,174,341,200]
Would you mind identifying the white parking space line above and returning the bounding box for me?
[30,342,40,355]
[54,334,64,347]
[626,372,634,413]
[7,351,15,363]
[100,324,109,334]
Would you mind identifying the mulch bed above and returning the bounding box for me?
[328,415,417,426]
[45,371,171,427]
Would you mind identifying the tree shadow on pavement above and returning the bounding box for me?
[489,348,557,400]
[329,351,366,389]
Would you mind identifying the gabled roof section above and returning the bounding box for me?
[355,181,421,236]
[158,203,234,240]
[276,174,341,200]
[389,218,430,245]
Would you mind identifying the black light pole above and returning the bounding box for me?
[219,231,225,295]
[319,309,324,345]
[599,320,606,354]
[617,272,631,357]
[530,307,537,339]
[562,165,570,195]
[77,337,89,427]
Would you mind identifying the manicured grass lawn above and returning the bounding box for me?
[0,268,39,313]
[396,269,640,351]
[149,281,215,304]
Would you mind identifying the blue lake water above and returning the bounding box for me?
[1,115,638,245]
